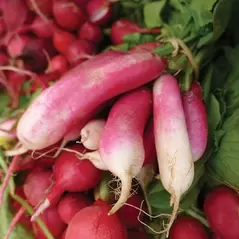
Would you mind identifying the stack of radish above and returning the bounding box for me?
[0,1,237,239]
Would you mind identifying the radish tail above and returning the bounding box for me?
[5,145,28,157]
[108,175,132,215]
[31,199,50,222]
[4,207,26,239]
[52,139,67,158]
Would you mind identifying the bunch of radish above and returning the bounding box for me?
[0,1,218,238]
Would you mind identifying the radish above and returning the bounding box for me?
[73,0,89,6]
[0,52,9,65]
[86,0,113,25]
[80,118,106,150]
[204,186,239,239]
[118,194,145,229]
[7,34,31,58]
[33,206,66,238]
[53,0,86,31]
[26,0,53,16]
[0,19,6,37]
[65,39,96,66]
[50,55,69,75]
[169,216,209,239]
[16,50,166,151]
[61,230,66,239]
[99,87,152,214]
[78,21,103,45]
[7,71,27,95]
[31,145,102,220]
[129,42,161,54]
[52,28,76,55]
[57,193,92,224]
[110,19,161,45]
[23,169,53,207]
[182,81,208,161]
[65,200,127,239]
[153,74,194,236]
[0,118,17,141]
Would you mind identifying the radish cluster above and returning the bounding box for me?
[0,1,217,239]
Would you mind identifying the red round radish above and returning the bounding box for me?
[86,0,113,25]
[23,169,53,206]
[7,34,31,57]
[100,87,152,214]
[26,0,53,16]
[53,0,86,31]
[0,18,6,37]
[118,194,145,229]
[61,230,67,239]
[78,21,103,44]
[29,16,55,38]
[65,39,96,66]
[111,19,160,45]
[169,216,208,239]
[57,193,92,224]
[0,52,9,65]
[65,200,127,239]
[129,42,161,54]
[31,145,102,220]
[53,28,76,55]
[73,0,89,6]
[182,81,208,162]
[33,206,66,238]
[50,55,69,75]
[204,186,239,239]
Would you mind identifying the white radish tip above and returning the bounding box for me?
[4,145,28,157]
[31,199,50,222]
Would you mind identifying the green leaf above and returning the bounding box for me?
[123,33,142,45]
[212,0,234,41]
[143,1,166,28]
[0,93,10,116]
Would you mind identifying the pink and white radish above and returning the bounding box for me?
[99,87,152,215]
[16,50,166,151]
[182,81,208,161]
[153,74,194,236]
[80,118,106,150]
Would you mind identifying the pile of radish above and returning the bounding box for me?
[0,0,237,239]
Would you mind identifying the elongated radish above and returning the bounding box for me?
[153,74,194,236]
[65,200,127,239]
[182,81,208,161]
[111,19,160,45]
[204,186,239,239]
[169,216,209,239]
[17,50,166,151]
[57,193,92,224]
[31,145,101,221]
[99,87,152,215]
[23,169,53,207]
[53,0,86,31]
[80,118,106,150]
[129,42,161,54]
[78,21,103,45]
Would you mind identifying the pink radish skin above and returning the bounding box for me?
[33,206,66,238]
[57,193,92,224]
[204,186,239,239]
[78,21,103,45]
[53,0,86,31]
[80,118,106,150]
[31,145,102,221]
[99,87,152,215]
[169,216,208,239]
[111,19,161,45]
[65,39,96,67]
[86,0,113,25]
[17,50,166,151]
[65,200,127,239]
[129,42,161,54]
[153,74,194,236]
[182,81,208,161]
[23,170,53,207]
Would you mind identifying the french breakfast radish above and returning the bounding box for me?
[80,118,106,150]
[153,74,194,236]
[31,145,101,220]
[169,216,208,239]
[57,193,92,224]
[17,50,166,151]
[65,200,127,239]
[182,81,208,161]
[204,186,239,239]
[99,87,152,214]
